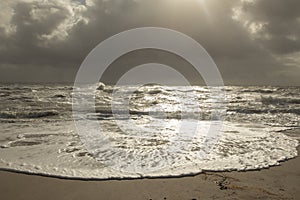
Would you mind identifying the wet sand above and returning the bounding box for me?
[0,129,299,200]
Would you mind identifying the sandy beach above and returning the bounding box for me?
[0,129,299,200]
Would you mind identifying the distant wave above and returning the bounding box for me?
[229,108,300,115]
[91,109,218,120]
[52,94,67,98]
[261,96,300,105]
[241,88,277,94]
[0,110,59,119]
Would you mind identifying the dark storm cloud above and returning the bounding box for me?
[234,0,300,55]
[0,0,299,85]
[0,0,87,66]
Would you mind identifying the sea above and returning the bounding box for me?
[0,84,299,179]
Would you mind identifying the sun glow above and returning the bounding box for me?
[196,0,210,19]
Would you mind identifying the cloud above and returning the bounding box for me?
[0,0,88,65]
[233,0,300,68]
[0,0,299,85]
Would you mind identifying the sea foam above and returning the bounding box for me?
[0,121,298,179]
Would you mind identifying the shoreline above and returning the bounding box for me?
[0,152,298,182]
[0,129,299,199]
[0,128,298,182]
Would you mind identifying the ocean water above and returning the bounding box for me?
[0,84,299,179]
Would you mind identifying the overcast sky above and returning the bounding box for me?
[0,0,299,85]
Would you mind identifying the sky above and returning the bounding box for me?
[0,0,299,85]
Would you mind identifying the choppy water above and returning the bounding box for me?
[0,84,299,179]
